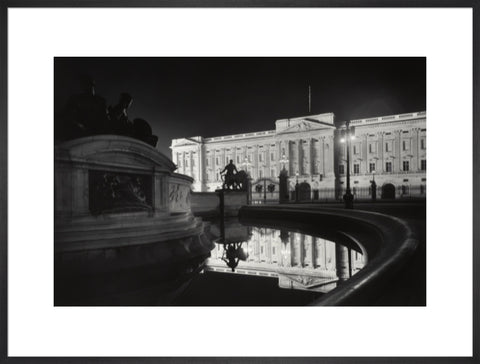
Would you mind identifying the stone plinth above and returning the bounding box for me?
[54,135,205,253]
[190,190,248,217]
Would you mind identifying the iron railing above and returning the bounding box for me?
[250,185,426,204]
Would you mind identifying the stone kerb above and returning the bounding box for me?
[238,206,419,306]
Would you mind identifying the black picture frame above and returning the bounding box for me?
[0,1,478,363]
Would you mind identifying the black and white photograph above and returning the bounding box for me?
[54,57,427,306]
[3,4,477,361]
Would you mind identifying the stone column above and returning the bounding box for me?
[363,134,368,175]
[298,234,305,268]
[326,135,335,177]
[308,138,316,176]
[188,152,191,176]
[297,139,302,175]
[318,238,326,269]
[254,235,261,263]
[289,233,295,267]
[395,130,402,172]
[335,244,349,281]
[275,141,281,175]
[413,128,420,171]
[243,145,248,174]
[198,144,204,191]
[253,145,258,179]
[319,137,325,177]
[181,152,185,173]
[286,141,292,175]
[378,132,384,173]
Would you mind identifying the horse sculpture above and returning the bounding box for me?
[221,170,248,191]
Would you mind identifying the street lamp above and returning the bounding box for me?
[242,155,253,204]
[371,170,377,201]
[279,154,289,171]
[263,166,267,204]
[340,120,355,209]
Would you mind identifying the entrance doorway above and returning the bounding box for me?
[381,183,396,199]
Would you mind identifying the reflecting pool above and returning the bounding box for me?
[205,220,366,294]
[54,218,367,306]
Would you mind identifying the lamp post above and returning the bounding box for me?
[263,167,267,204]
[340,120,355,209]
[242,155,252,204]
[278,154,289,203]
[371,170,377,201]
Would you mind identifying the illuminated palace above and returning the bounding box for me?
[170,111,426,199]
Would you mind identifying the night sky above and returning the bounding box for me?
[54,58,426,157]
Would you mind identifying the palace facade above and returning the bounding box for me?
[170,111,426,200]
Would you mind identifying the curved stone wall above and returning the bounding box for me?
[238,205,419,306]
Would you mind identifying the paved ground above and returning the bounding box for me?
[273,201,427,306]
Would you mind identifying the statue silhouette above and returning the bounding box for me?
[221,242,248,272]
[220,160,239,190]
[107,93,134,136]
[56,80,160,148]
[57,78,109,140]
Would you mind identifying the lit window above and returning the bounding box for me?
[421,160,426,171]
[403,161,409,171]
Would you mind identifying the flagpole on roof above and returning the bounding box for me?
[308,85,311,114]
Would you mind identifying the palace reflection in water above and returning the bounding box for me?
[206,222,367,294]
